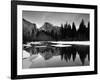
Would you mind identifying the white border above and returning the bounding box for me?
[17,5,94,75]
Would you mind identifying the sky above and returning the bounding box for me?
[22,11,89,29]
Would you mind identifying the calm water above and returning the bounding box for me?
[22,42,90,69]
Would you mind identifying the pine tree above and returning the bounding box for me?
[87,22,90,40]
[67,24,71,37]
[60,24,64,40]
[78,19,87,40]
[72,22,76,40]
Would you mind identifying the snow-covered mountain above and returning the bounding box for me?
[40,22,60,34]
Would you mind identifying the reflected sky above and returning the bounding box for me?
[22,42,90,69]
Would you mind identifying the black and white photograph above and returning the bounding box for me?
[11,1,97,79]
[22,11,90,68]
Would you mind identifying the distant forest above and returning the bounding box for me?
[23,19,90,43]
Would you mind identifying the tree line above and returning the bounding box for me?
[23,19,90,43]
[37,19,90,41]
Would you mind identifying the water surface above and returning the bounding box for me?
[22,42,90,69]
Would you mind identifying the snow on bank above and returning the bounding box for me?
[23,50,30,59]
[49,41,90,45]
[51,44,72,47]
[24,41,90,46]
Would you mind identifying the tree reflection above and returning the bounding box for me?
[23,44,90,66]
[60,45,89,65]
[77,45,89,65]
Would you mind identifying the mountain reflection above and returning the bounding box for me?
[23,44,89,66]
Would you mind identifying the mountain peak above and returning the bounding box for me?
[40,22,55,31]
[43,22,53,28]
